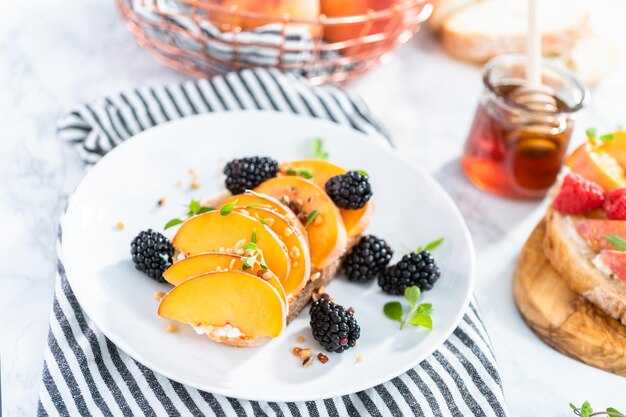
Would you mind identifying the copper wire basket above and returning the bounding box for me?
[115,0,433,84]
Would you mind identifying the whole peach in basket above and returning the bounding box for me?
[208,0,319,31]
[321,0,399,54]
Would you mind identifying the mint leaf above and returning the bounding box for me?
[607,408,623,416]
[241,256,255,270]
[188,199,201,215]
[305,210,319,227]
[246,202,271,209]
[404,286,421,306]
[416,238,444,253]
[243,242,258,251]
[409,314,433,329]
[196,206,214,215]
[311,138,329,160]
[606,234,626,251]
[251,231,257,244]
[417,303,432,314]
[599,133,615,143]
[285,168,313,179]
[356,170,369,178]
[220,200,237,216]
[570,403,578,411]
[580,401,593,417]
[384,302,403,322]
[164,218,183,230]
[256,215,269,225]
[586,128,597,140]
[260,261,268,270]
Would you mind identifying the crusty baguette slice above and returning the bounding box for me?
[440,0,588,63]
[543,207,626,325]
[428,0,477,33]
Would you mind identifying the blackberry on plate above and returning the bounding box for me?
[325,171,372,209]
[379,250,441,295]
[224,156,279,194]
[310,295,360,353]
[130,229,174,282]
[342,235,393,282]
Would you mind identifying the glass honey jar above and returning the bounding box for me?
[462,55,588,199]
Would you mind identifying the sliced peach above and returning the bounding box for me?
[255,176,347,269]
[598,131,626,168]
[162,252,286,306]
[172,211,290,282]
[576,219,626,251]
[218,191,307,240]
[234,207,311,296]
[566,143,626,191]
[158,271,285,338]
[279,159,374,237]
[596,250,626,283]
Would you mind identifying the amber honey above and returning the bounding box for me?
[462,56,587,199]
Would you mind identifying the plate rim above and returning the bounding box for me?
[61,110,476,402]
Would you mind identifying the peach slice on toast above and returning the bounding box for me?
[162,252,287,306]
[595,250,626,283]
[172,210,290,281]
[279,159,374,237]
[158,271,286,345]
[218,191,307,240]
[233,207,311,296]
[566,143,626,191]
[254,176,347,269]
[576,219,626,251]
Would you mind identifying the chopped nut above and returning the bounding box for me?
[216,266,223,272]
[290,246,300,259]
[293,262,299,268]
[311,286,326,302]
[234,239,247,249]
[281,195,290,204]
[235,248,245,255]
[166,324,178,333]
[313,214,323,226]
[264,218,275,227]
[302,356,315,367]
[239,209,250,216]
[262,271,273,280]
[153,291,165,300]
[292,347,302,356]
[356,354,365,363]
[355,340,360,347]
[190,180,201,190]
[157,197,167,207]
[295,198,303,206]
[310,272,321,282]
[317,353,329,364]
[283,228,293,237]
[219,247,226,252]
[229,258,236,270]
[296,336,305,343]
[115,221,125,231]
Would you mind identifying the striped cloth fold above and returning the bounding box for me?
[40,68,508,416]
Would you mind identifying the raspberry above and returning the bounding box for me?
[604,188,626,220]
[553,173,605,215]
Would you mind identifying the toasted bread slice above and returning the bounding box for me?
[544,207,626,324]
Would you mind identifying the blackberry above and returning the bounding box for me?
[325,171,372,209]
[310,295,360,353]
[130,229,174,282]
[224,156,278,194]
[342,235,393,282]
[379,250,441,295]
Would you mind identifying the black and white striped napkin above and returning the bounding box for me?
[39,68,508,417]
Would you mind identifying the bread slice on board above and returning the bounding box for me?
[440,0,588,63]
[543,208,626,325]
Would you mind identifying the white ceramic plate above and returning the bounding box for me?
[62,111,475,402]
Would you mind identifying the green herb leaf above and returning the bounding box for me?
[256,215,269,225]
[417,303,433,314]
[570,403,578,411]
[164,218,184,230]
[607,407,623,416]
[220,200,237,216]
[311,138,329,160]
[196,206,214,215]
[243,242,258,251]
[356,170,369,178]
[404,286,421,306]
[580,401,593,417]
[251,231,257,244]
[241,256,255,270]
[305,210,319,227]
[599,133,615,143]
[606,234,626,251]
[586,128,597,140]
[416,238,444,253]
[246,202,271,209]
[260,261,269,270]
[188,199,201,215]
[383,302,403,322]
[409,314,433,329]
[285,168,314,179]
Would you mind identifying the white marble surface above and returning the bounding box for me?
[2,0,626,415]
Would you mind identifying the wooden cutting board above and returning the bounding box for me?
[513,220,626,377]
